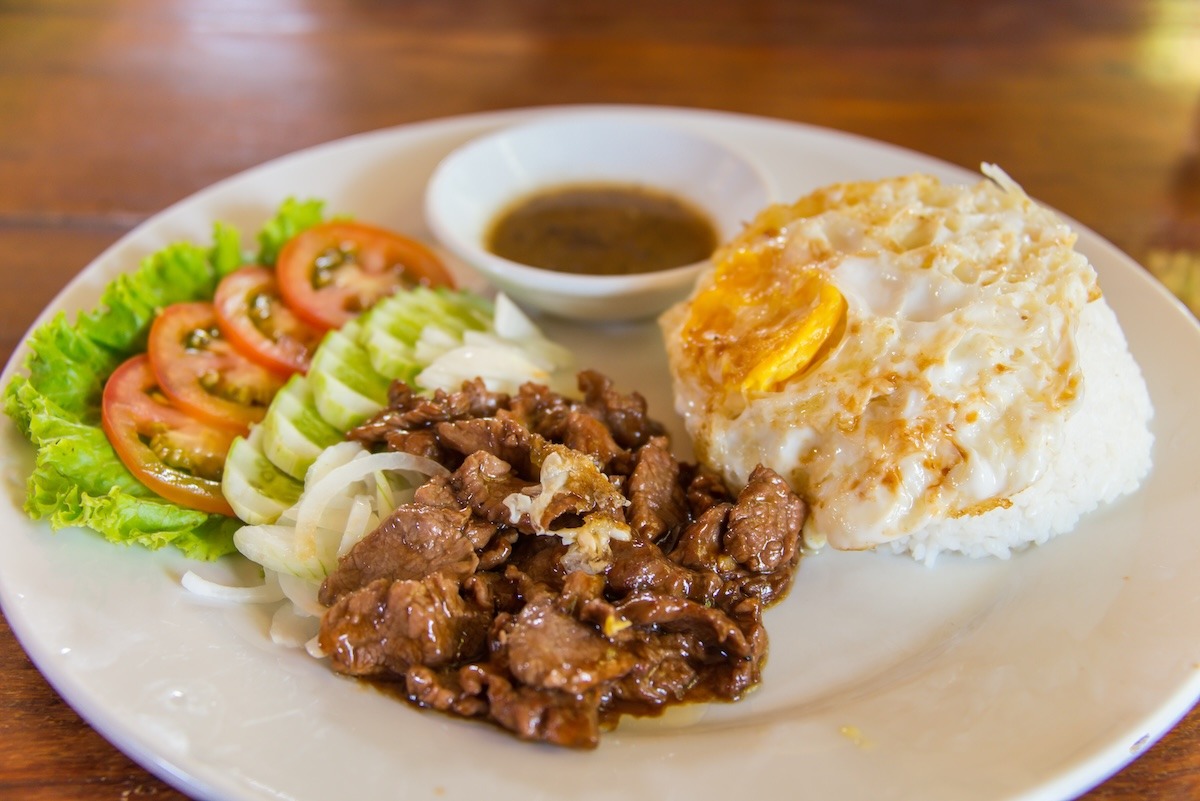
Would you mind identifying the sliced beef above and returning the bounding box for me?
[669,502,733,574]
[606,538,722,605]
[411,474,459,508]
[318,504,489,606]
[460,664,603,749]
[382,428,452,465]
[405,664,488,717]
[577,369,665,449]
[509,381,574,441]
[349,379,510,445]
[626,436,689,543]
[616,594,753,659]
[704,597,770,699]
[503,597,636,693]
[721,564,800,607]
[448,450,536,527]
[506,538,570,594]
[724,464,806,573]
[606,633,700,708]
[557,569,606,611]
[463,571,521,616]
[320,574,491,677]
[477,529,518,571]
[435,415,535,477]
[684,463,735,516]
[317,371,809,750]
[559,410,628,474]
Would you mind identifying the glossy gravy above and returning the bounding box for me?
[486,182,718,276]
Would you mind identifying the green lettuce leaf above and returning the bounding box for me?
[3,198,325,560]
[256,197,326,266]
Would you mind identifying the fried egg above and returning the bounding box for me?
[660,166,1110,553]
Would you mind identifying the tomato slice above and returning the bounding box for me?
[214,265,323,376]
[148,301,285,432]
[101,354,238,517]
[275,221,454,331]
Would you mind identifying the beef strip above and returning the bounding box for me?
[448,450,537,527]
[724,464,807,573]
[318,504,491,606]
[477,529,519,571]
[435,414,536,477]
[503,596,636,694]
[559,410,629,474]
[509,381,575,440]
[412,474,459,507]
[606,632,701,708]
[684,462,735,516]
[505,538,570,595]
[405,664,488,717]
[577,369,665,449]
[460,663,604,749]
[606,537,722,604]
[626,436,689,543]
[349,379,510,445]
[382,428,453,465]
[670,502,734,575]
[319,573,491,677]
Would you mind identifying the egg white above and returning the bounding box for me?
[661,167,1100,551]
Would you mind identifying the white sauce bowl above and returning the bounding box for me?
[424,113,772,322]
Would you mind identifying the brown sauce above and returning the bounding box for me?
[486,182,718,276]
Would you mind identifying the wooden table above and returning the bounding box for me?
[2,1,1199,798]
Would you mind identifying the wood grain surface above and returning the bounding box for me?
[2,1,1199,798]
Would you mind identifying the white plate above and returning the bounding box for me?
[3,106,1199,801]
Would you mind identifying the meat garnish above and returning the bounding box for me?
[324,371,807,748]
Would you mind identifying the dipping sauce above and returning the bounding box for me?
[486,182,719,276]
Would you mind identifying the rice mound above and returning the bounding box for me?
[661,167,1155,563]
[892,296,1153,563]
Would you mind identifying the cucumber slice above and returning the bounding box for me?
[259,374,343,480]
[308,320,389,430]
[222,426,304,525]
[308,367,385,431]
[356,325,422,384]
[309,321,391,402]
[357,287,493,383]
[368,287,492,344]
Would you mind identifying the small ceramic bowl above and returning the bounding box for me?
[424,114,772,322]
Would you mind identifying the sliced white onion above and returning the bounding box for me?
[337,494,376,558]
[374,470,397,511]
[305,634,328,659]
[304,440,368,487]
[294,450,449,542]
[417,342,548,393]
[233,521,340,581]
[181,569,285,604]
[277,571,325,618]
[270,603,321,648]
[491,293,538,340]
[492,293,575,368]
[413,323,462,364]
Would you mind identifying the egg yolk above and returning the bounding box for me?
[682,247,846,394]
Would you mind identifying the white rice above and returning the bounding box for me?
[890,295,1154,564]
